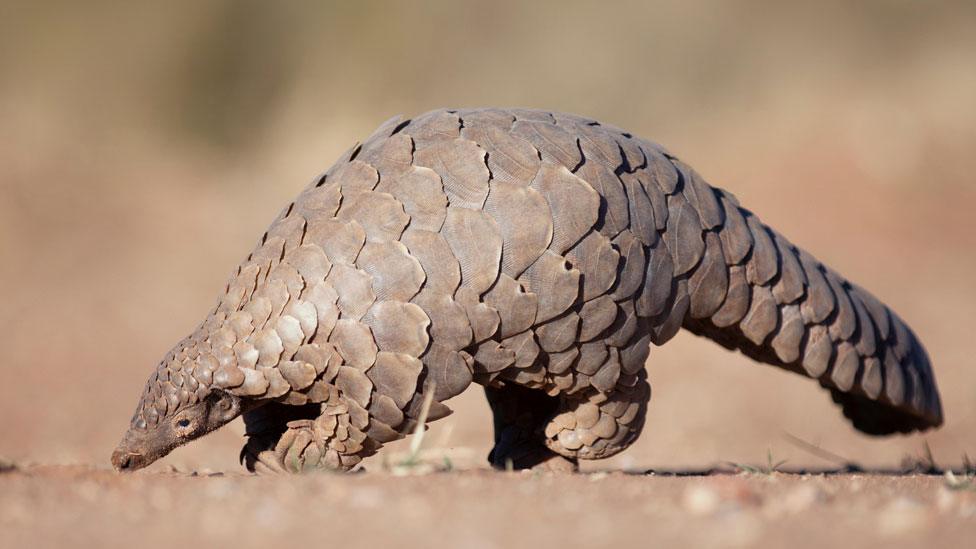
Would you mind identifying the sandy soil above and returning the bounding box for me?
[5,163,973,549]
[2,3,975,548]
[2,463,974,549]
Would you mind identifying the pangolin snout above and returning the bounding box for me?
[111,435,149,472]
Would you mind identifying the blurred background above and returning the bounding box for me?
[1,0,973,473]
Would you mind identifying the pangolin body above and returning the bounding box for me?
[112,108,942,473]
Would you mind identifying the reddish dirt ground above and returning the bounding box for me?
[4,120,976,548]
[2,464,975,549]
[2,4,975,547]
[3,106,976,549]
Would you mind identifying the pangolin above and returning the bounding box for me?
[111,108,942,473]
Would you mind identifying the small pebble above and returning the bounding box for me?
[0,457,16,473]
[877,497,930,536]
[589,472,609,482]
[782,484,825,514]
[683,484,720,515]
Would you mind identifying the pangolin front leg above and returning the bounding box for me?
[241,398,375,474]
[240,401,316,471]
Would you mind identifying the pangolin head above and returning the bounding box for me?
[111,338,247,472]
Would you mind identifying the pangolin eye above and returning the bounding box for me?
[177,418,191,428]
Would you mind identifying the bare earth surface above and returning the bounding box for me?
[2,3,976,548]
[5,108,976,548]
[2,464,975,549]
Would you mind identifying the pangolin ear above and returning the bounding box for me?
[209,391,242,422]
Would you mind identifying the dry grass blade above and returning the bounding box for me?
[383,384,458,475]
[729,449,788,475]
[408,384,437,460]
[782,432,853,467]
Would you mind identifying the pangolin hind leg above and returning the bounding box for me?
[484,384,579,472]
[543,370,650,461]
[241,399,376,474]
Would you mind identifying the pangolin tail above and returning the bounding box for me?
[667,164,942,434]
